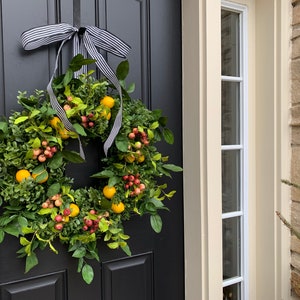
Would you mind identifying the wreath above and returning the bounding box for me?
[0,55,182,284]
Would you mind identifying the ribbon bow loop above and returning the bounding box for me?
[21,23,131,157]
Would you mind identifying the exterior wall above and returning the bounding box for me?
[291,0,300,297]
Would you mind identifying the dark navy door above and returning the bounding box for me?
[0,1,183,299]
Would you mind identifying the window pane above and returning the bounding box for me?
[223,282,241,300]
[222,81,240,145]
[223,217,241,278]
[222,150,240,213]
[221,10,240,76]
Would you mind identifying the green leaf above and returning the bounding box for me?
[107,242,119,249]
[77,257,84,273]
[0,230,4,243]
[152,153,162,161]
[72,247,86,258]
[150,214,162,233]
[127,82,135,93]
[116,60,129,80]
[63,69,74,86]
[113,163,124,169]
[30,109,40,118]
[163,164,183,172]
[121,244,132,256]
[108,176,120,187]
[22,227,35,234]
[38,208,53,215]
[20,237,30,246]
[158,116,167,127]
[62,150,85,163]
[118,233,130,240]
[104,232,112,241]
[14,116,29,124]
[47,183,61,197]
[31,137,41,149]
[150,121,159,130]
[115,136,129,152]
[162,128,174,144]
[4,224,20,237]
[99,218,109,232]
[47,153,63,169]
[69,54,95,72]
[82,264,94,284]
[165,190,176,198]
[91,170,114,178]
[18,216,28,228]
[25,252,38,273]
[73,123,87,136]
[0,121,8,135]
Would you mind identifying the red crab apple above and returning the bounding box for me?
[63,208,71,216]
[54,223,63,230]
[54,214,63,223]
[128,132,135,139]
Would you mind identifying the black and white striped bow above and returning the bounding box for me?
[21,23,131,157]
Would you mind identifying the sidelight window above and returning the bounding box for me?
[221,2,248,300]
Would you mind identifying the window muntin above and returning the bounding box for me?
[221,2,248,300]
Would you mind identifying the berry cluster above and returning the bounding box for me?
[33,140,58,162]
[128,127,150,146]
[81,114,95,128]
[82,210,109,234]
[54,208,71,231]
[122,174,146,197]
[41,193,62,209]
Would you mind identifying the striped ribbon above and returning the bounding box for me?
[21,23,131,156]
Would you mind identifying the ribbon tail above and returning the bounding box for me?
[83,33,124,156]
[103,101,123,156]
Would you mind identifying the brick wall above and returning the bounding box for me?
[291,0,300,296]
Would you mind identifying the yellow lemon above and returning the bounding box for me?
[50,117,62,129]
[100,96,115,108]
[103,185,116,199]
[111,202,125,214]
[16,169,31,183]
[69,203,80,217]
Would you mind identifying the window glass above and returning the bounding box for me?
[221,10,240,76]
[222,150,241,213]
[222,81,240,145]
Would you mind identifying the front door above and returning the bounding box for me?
[0,1,183,299]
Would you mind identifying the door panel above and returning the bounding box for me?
[0,1,183,299]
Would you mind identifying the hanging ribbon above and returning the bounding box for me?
[21,23,131,156]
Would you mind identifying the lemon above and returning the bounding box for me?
[16,169,31,183]
[70,203,80,217]
[100,96,115,108]
[111,202,125,214]
[103,185,116,199]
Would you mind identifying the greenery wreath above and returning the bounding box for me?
[0,55,182,284]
